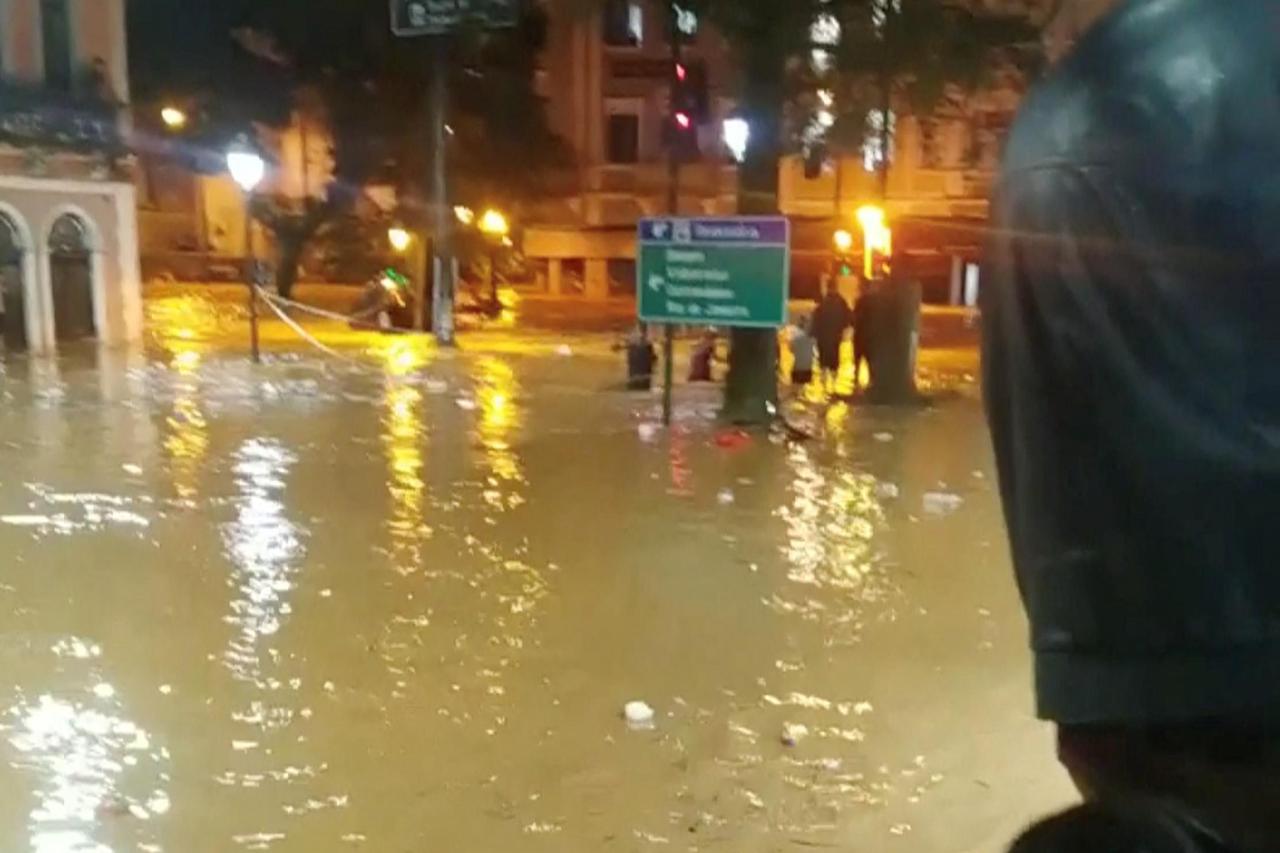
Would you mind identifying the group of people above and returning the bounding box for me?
[789,281,872,396]
[625,279,874,395]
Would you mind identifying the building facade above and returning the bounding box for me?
[0,0,142,353]
[526,0,1052,303]
[137,90,338,283]
[525,0,739,299]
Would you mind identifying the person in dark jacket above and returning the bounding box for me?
[983,0,1280,849]
[851,281,872,392]
[811,284,851,395]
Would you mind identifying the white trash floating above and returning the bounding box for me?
[623,700,656,730]
[922,492,964,516]
[875,482,901,500]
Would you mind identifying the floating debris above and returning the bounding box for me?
[922,492,964,517]
[875,482,900,500]
[781,722,809,747]
[623,700,656,730]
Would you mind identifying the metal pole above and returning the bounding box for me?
[430,36,455,345]
[245,197,260,364]
[661,4,682,427]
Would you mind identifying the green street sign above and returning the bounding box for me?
[637,217,790,328]
[391,0,519,36]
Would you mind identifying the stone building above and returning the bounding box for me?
[0,0,141,353]
[524,0,1057,304]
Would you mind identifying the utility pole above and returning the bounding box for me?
[430,37,455,345]
[661,1,683,426]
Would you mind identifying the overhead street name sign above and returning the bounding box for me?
[637,217,790,328]
[391,0,519,36]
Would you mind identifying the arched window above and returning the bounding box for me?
[0,213,27,349]
[48,213,89,256]
[48,213,94,342]
[0,214,21,265]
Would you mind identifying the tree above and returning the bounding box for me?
[129,0,569,298]
[576,0,1039,422]
[820,0,1042,196]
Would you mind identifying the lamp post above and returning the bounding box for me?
[160,106,187,130]
[856,204,891,280]
[477,209,509,316]
[227,141,266,362]
[389,225,429,329]
[722,117,750,164]
[833,228,854,254]
[388,226,412,254]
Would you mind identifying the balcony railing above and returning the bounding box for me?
[0,78,125,158]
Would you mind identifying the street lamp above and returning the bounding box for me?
[227,141,266,362]
[722,117,750,163]
[478,209,510,316]
[833,228,854,254]
[387,226,412,253]
[160,105,187,130]
[856,204,891,280]
[478,209,509,238]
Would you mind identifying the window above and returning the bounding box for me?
[41,0,72,92]
[863,109,896,172]
[606,113,640,164]
[603,0,643,47]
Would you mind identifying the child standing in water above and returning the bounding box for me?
[789,315,816,388]
[688,329,717,382]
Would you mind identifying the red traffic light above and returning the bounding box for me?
[675,62,687,81]
[674,112,692,130]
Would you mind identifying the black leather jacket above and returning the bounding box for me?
[984,0,1280,724]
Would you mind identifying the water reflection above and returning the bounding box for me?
[220,440,303,688]
[163,345,208,501]
[8,686,167,853]
[774,443,893,640]
[382,378,428,574]
[473,356,524,500]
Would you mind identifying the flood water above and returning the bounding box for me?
[0,316,1072,851]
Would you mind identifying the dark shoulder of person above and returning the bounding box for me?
[1009,803,1234,853]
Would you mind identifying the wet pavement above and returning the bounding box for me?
[0,299,1072,851]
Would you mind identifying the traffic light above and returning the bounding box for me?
[667,59,707,160]
[672,60,709,123]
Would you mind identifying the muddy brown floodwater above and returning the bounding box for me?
[0,323,1072,852]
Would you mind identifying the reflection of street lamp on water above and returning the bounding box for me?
[478,209,510,316]
[227,140,266,362]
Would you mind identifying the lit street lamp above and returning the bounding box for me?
[387,226,412,253]
[722,117,750,163]
[856,204,891,280]
[478,209,509,238]
[477,209,510,316]
[160,105,187,130]
[227,141,266,362]
[832,228,854,254]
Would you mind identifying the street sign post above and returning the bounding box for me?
[391,0,519,36]
[391,0,518,343]
[637,217,791,328]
